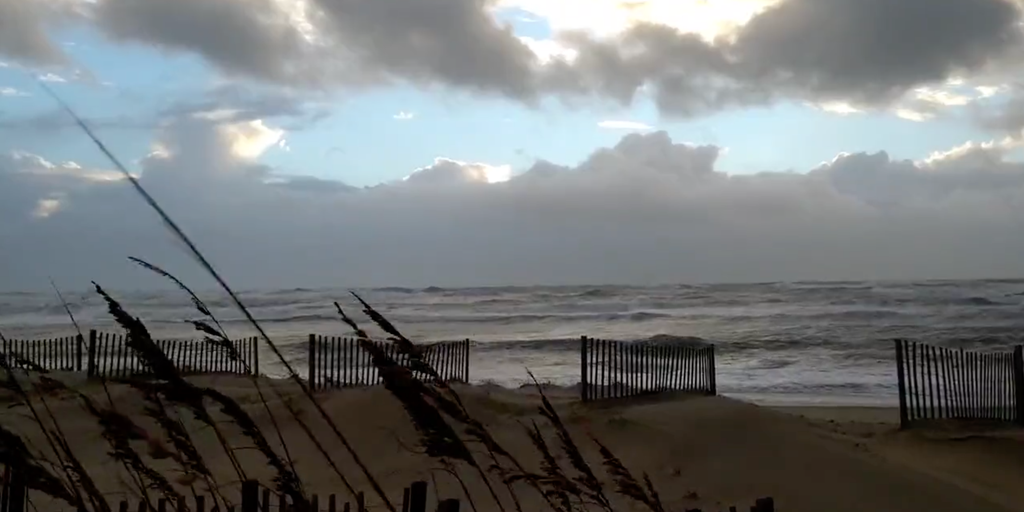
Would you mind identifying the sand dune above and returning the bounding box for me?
[2,374,1022,511]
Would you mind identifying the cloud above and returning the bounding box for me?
[0,87,27,97]
[542,0,1024,116]
[88,0,540,97]
[403,158,512,185]
[501,0,776,41]
[4,0,1021,117]
[597,120,653,130]
[37,72,67,83]
[393,111,415,120]
[0,0,73,65]
[5,117,1024,290]
[0,83,328,134]
[972,85,1024,136]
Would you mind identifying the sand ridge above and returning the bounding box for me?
[1,374,1021,511]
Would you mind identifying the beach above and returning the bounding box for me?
[4,374,1023,512]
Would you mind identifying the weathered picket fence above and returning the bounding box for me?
[307,335,470,389]
[894,338,1024,428]
[580,336,716,402]
[2,331,258,378]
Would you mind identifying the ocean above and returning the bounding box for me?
[3,279,1024,407]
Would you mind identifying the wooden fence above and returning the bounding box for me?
[894,339,1024,429]
[308,335,470,390]
[3,330,259,378]
[580,336,716,402]
[87,331,258,378]
[0,471,776,512]
[1,335,83,372]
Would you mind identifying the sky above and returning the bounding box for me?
[4,0,1024,291]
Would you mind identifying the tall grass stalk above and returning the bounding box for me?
[43,83,394,512]
[0,330,103,512]
[33,80,683,512]
[128,257,303,496]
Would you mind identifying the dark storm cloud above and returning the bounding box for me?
[0,0,77,65]
[546,0,1024,114]
[93,0,317,84]
[6,0,1022,115]
[732,0,1024,103]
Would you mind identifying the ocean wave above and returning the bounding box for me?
[476,334,712,352]
[374,287,418,293]
[792,309,907,321]
[460,310,673,324]
[574,288,620,298]
[442,310,674,324]
[745,357,798,370]
[958,297,1003,306]
[219,309,675,326]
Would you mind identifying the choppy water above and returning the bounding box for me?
[3,279,1024,406]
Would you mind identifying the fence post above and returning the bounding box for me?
[580,336,589,402]
[707,345,717,395]
[240,480,258,512]
[1,465,10,512]
[894,339,909,429]
[8,466,25,512]
[409,481,428,512]
[308,334,317,390]
[252,337,259,377]
[75,333,84,372]
[464,339,470,382]
[1013,346,1024,426]
[87,330,98,378]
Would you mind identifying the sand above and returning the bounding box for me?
[3,374,1024,512]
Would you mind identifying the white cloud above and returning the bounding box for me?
[0,87,27,97]
[31,196,62,219]
[500,0,779,41]
[393,111,415,121]
[813,102,863,116]
[220,119,286,159]
[519,36,578,64]
[895,108,934,122]
[976,85,1006,98]
[597,120,654,130]
[37,72,67,83]
[912,86,972,107]
[403,158,512,185]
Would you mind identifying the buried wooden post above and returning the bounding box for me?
[87,329,98,378]
[408,481,428,512]
[241,481,259,512]
[895,339,909,428]
[708,344,718,395]
[464,339,471,382]
[1013,346,1024,425]
[580,336,589,402]
[308,334,317,390]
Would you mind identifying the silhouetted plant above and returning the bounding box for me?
[0,84,684,512]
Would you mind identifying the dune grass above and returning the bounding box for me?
[0,85,677,512]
